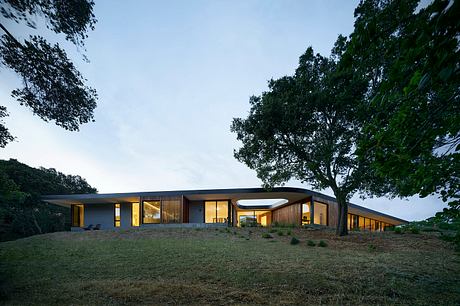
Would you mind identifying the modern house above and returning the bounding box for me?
[42,187,407,231]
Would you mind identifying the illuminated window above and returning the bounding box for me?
[114,204,121,227]
[205,201,228,223]
[162,199,181,223]
[143,201,161,223]
[313,202,328,225]
[132,202,140,226]
[71,204,84,227]
[365,218,371,231]
[302,203,311,225]
[236,210,270,226]
[359,216,365,230]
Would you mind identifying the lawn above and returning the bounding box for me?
[0,227,459,305]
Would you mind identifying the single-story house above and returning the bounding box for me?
[42,187,407,231]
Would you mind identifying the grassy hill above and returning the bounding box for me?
[0,227,459,305]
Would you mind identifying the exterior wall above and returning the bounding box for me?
[272,203,301,225]
[313,197,338,227]
[189,201,204,223]
[84,204,114,229]
[120,202,132,228]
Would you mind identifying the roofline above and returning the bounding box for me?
[42,186,408,223]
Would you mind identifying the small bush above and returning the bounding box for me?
[287,230,292,236]
[290,237,300,245]
[307,240,316,247]
[394,227,402,234]
[368,244,377,252]
[277,230,284,236]
[269,228,277,233]
[262,233,273,239]
[318,240,327,247]
[410,227,420,234]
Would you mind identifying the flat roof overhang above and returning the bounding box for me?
[42,187,408,224]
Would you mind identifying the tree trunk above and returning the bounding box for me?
[334,192,348,236]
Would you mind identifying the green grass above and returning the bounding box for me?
[0,228,459,305]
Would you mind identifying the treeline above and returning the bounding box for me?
[0,159,97,241]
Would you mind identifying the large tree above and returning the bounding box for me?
[342,0,459,211]
[231,39,368,236]
[0,0,98,147]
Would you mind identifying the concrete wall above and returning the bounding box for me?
[189,201,204,223]
[120,202,132,228]
[84,204,114,230]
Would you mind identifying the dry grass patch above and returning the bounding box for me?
[0,227,459,305]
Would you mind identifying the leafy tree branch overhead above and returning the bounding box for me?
[0,0,98,147]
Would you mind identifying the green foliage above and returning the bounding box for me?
[277,230,284,236]
[307,240,316,247]
[343,0,460,210]
[0,159,97,241]
[262,233,273,239]
[231,34,372,236]
[368,244,377,252]
[290,237,300,245]
[286,229,292,236]
[318,240,328,247]
[0,0,98,147]
[394,227,402,234]
[269,228,277,233]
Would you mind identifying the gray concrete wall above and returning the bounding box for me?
[189,201,204,223]
[120,202,132,228]
[84,204,114,229]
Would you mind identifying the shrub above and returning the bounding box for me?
[410,227,420,234]
[262,233,273,239]
[394,227,402,234]
[318,240,327,247]
[269,228,277,233]
[290,237,300,245]
[368,244,377,252]
[277,230,284,236]
[307,240,316,247]
[287,230,292,235]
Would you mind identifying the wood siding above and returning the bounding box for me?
[272,203,301,225]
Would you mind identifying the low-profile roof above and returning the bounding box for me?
[42,187,407,224]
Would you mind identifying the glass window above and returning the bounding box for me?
[359,216,365,230]
[143,201,161,224]
[365,218,371,231]
[216,201,228,223]
[371,219,376,231]
[352,215,359,229]
[205,201,229,223]
[255,211,271,226]
[302,203,311,225]
[162,199,181,223]
[71,204,84,227]
[313,202,328,225]
[114,204,121,227]
[132,202,140,227]
[237,211,256,226]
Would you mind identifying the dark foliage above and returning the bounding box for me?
[0,159,97,241]
[231,40,369,236]
[342,0,459,211]
[0,0,97,146]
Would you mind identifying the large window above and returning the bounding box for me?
[132,202,140,226]
[114,203,121,227]
[347,213,391,232]
[143,201,161,223]
[205,201,228,223]
[162,199,181,223]
[302,202,311,225]
[71,204,84,227]
[236,210,271,226]
[313,202,328,225]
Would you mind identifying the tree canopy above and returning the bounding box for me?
[342,0,459,209]
[231,39,369,236]
[0,159,97,241]
[0,0,98,147]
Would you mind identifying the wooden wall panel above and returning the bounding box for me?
[272,203,301,226]
[312,197,338,227]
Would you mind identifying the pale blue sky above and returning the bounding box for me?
[0,0,445,221]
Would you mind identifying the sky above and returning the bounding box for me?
[0,0,446,221]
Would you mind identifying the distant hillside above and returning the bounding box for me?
[0,159,97,241]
